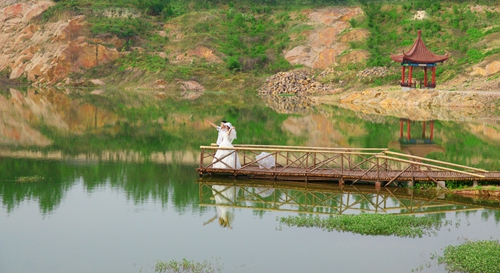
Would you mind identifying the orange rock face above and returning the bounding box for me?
[0,1,123,84]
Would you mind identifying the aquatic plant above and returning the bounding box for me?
[278,214,446,238]
[15,175,45,183]
[155,258,223,273]
[434,239,500,273]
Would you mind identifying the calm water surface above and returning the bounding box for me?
[1,87,500,273]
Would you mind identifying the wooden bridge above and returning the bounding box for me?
[197,145,500,186]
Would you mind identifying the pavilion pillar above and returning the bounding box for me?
[409,66,413,88]
[422,121,426,139]
[401,66,406,84]
[406,119,411,140]
[429,121,434,141]
[432,67,436,86]
[399,119,404,139]
[424,67,428,87]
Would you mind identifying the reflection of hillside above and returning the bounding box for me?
[0,148,200,164]
[335,101,496,122]
[388,142,445,158]
[282,114,366,148]
[0,87,118,146]
[324,101,500,142]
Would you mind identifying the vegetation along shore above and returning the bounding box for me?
[0,0,499,100]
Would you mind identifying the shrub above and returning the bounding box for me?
[435,240,500,273]
[278,214,446,238]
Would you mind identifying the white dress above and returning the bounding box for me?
[212,130,241,169]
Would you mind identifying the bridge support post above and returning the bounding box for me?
[407,181,414,188]
[375,181,381,189]
[436,181,446,189]
[339,177,344,186]
[473,180,478,187]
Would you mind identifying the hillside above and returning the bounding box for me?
[1,0,500,97]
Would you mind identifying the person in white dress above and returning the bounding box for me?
[212,124,241,169]
[206,120,228,146]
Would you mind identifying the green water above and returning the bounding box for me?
[1,87,500,273]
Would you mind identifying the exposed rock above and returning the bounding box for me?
[90,89,104,95]
[258,69,332,113]
[175,45,223,64]
[338,50,370,65]
[178,80,205,92]
[155,91,166,100]
[258,69,331,96]
[0,1,123,84]
[90,79,105,85]
[471,58,500,77]
[178,80,205,100]
[284,6,363,69]
[339,28,369,43]
[356,67,389,78]
[413,10,427,20]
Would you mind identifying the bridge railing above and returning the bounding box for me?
[198,145,487,183]
[199,145,387,175]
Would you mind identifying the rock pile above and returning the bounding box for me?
[356,67,389,78]
[258,69,330,114]
[258,69,331,96]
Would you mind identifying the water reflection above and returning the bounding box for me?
[0,155,201,214]
[198,178,500,219]
[204,185,241,229]
[388,118,445,157]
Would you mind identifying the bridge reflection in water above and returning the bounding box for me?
[198,178,498,217]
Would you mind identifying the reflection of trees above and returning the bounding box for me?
[0,159,66,214]
[0,157,201,214]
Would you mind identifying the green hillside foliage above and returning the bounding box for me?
[356,0,500,86]
[39,0,500,88]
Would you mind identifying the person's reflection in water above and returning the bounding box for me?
[204,185,240,229]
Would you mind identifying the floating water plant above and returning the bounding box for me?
[155,258,223,273]
[278,214,447,238]
[434,239,500,273]
[15,175,45,183]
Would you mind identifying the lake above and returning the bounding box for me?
[1,87,499,273]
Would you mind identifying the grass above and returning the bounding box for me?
[433,239,500,273]
[155,258,223,273]
[15,175,45,183]
[278,214,448,238]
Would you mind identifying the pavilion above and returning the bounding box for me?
[390,30,449,91]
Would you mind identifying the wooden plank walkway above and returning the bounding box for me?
[197,145,500,186]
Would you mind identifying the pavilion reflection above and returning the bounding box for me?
[388,118,445,157]
[198,178,494,217]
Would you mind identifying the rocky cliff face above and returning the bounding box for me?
[284,7,366,69]
[0,0,122,84]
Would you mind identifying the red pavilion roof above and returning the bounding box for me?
[390,30,449,64]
